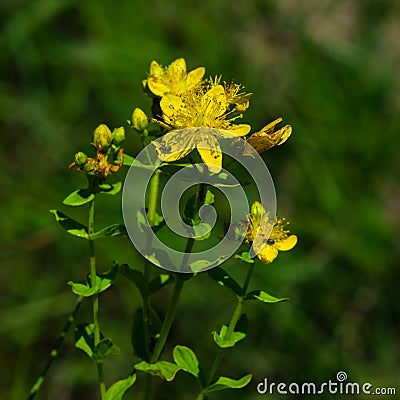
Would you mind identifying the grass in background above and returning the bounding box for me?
[1,0,399,398]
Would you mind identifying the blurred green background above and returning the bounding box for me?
[1,0,399,399]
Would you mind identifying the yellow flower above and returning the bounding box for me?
[152,85,251,173]
[246,118,292,153]
[144,58,205,97]
[246,201,297,264]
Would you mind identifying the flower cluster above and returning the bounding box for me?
[69,124,125,182]
[136,58,297,265]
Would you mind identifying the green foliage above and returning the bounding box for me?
[213,325,246,348]
[63,189,95,206]
[205,374,252,392]
[135,361,180,382]
[207,267,242,296]
[172,345,199,377]
[244,290,289,304]
[105,375,136,400]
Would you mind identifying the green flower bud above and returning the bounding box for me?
[112,127,125,145]
[131,108,148,131]
[93,124,113,150]
[74,151,87,166]
[251,201,265,219]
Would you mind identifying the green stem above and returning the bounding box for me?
[147,169,160,227]
[88,199,106,400]
[150,277,184,363]
[142,170,161,399]
[27,296,83,400]
[204,262,256,389]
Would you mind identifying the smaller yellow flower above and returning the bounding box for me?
[144,58,205,97]
[246,118,292,153]
[246,201,297,264]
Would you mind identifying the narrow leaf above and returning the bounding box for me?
[173,345,199,377]
[63,188,94,206]
[206,374,252,392]
[106,375,136,400]
[207,267,242,296]
[50,210,88,239]
[135,361,180,381]
[91,224,127,239]
[244,290,289,303]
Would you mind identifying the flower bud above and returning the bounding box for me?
[93,124,112,150]
[251,201,265,219]
[74,151,87,166]
[112,127,125,145]
[131,108,148,131]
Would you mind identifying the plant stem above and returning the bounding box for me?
[27,296,83,400]
[142,170,161,400]
[142,169,161,361]
[204,262,256,388]
[150,276,184,363]
[88,199,106,400]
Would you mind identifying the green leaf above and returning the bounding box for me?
[98,182,122,196]
[63,188,94,206]
[205,374,252,393]
[93,338,120,362]
[123,153,135,166]
[192,223,212,241]
[213,325,246,348]
[106,375,136,400]
[50,210,88,239]
[75,323,95,357]
[68,265,117,296]
[204,189,214,205]
[148,273,175,295]
[91,224,127,239]
[207,267,242,296]
[68,281,98,297]
[135,361,180,381]
[120,265,144,294]
[173,345,199,377]
[244,290,289,303]
[235,252,255,264]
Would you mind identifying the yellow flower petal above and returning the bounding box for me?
[160,94,183,122]
[152,128,196,162]
[247,118,292,153]
[186,67,205,89]
[258,245,278,264]
[225,124,251,136]
[149,60,163,75]
[275,235,297,251]
[197,135,222,173]
[202,85,227,118]
[169,58,187,80]
[147,78,170,97]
